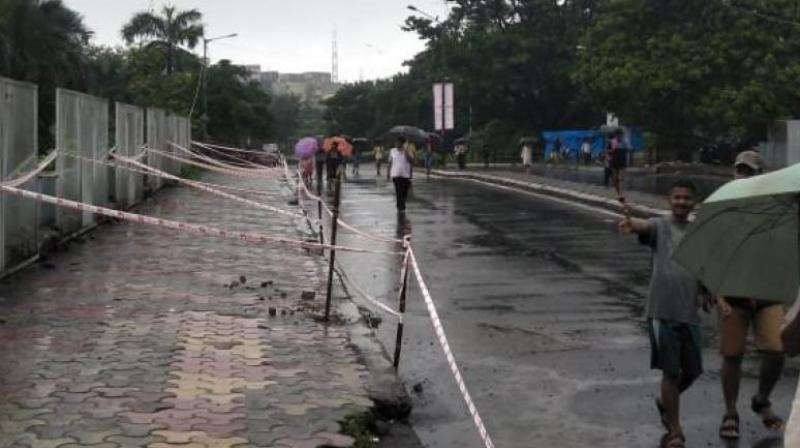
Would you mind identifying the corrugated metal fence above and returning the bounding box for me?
[0,78,191,276]
[0,77,38,273]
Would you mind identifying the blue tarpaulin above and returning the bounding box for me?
[541,128,644,160]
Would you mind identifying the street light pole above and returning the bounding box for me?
[201,33,238,140]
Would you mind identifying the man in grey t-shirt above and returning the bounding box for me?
[619,179,701,448]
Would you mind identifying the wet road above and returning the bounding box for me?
[331,167,797,448]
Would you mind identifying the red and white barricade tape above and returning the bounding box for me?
[0,184,401,256]
[335,257,402,321]
[146,148,279,179]
[170,141,279,176]
[73,153,272,197]
[293,169,404,245]
[192,141,271,169]
[408,247,496,448]
[113,153,308,221]
[193,140,272,156]
[1,150,58,188]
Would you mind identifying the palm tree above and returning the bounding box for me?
[121,5,203,75]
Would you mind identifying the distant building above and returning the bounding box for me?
[243,65,262,83]
[248,68,339,109]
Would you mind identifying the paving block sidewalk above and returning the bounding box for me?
[0,172,384,448]
[433,167,669,217]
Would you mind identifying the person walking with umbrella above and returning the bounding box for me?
[326,141,343,192]
[295,137,318,189]
[388,136,413,213]
[619,179,704,448]
[714,150,786,440]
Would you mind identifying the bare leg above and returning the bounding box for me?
[753,351,785,428]
[758,351,784,400]
[661,374,684,436]
[722,355,743,416]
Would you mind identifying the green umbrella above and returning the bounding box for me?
[673,163,800,303]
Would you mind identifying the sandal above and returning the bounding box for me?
[751,395,785,431]
[719,413,740,440]
[661,432,685,448]
[655,398,668,430]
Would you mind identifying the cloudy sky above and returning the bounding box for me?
[63,0,450,82]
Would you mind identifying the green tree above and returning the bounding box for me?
[121,5,203,75]
[0,0,92,150]
[204,60,273,145]
[270,93,302,143]
[325,0,603,152]
[574,0,800,159]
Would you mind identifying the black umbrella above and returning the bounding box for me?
[386,125,429,144]
[519,136,537,146]
[454,137,468,145]
[352,138,369,151]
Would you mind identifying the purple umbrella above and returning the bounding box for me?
[294,137,318,158]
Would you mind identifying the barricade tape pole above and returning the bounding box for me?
[324,166,343,322]
[270,159,404,323]
[0,184,401,256]
[393,237,411,368]
[408,247,496,448]
[295,167,403,245]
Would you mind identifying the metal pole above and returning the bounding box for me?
[393,240,411,369]
[202,38,208,140]
[317,198,325,246]
[317,166,325,246]
[324,167,342,321]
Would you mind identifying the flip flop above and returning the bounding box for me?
[719,413,739,440]
[661,432,685,448]
[752,395,785,431]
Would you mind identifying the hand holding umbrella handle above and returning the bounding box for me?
[618,215,634,234]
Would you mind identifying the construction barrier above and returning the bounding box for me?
[0,76,39,272]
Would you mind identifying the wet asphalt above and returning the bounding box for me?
[330,165,797,448]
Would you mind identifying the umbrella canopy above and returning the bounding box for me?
[322,136,354,158]
[294,137,318,158]
[454,137,468,145]
[673,163,800,303]
[386,125,429,144]
[519,137,537,146]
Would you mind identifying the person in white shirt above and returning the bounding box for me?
[388,137,413,213]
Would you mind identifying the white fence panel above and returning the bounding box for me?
[115,103,145,208]
[0,77,38,272]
